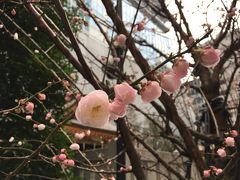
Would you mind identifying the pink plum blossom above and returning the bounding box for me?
[203,170,211,177]
[45,112,52,120]
[140,81,162,103]
[114,82,137,105]
[25,102,34,114]
[58,154,67,161]
[62,80,70,87]
[11,9,16,16]
[65,92,72,102]
[200,46,221,68]
[70,143,80,151]
[172,58,189,78]
[33,124,38,128]
[216,148,226,157]
[52,156,58,163]
[61,148,67,154]
[127,165,132,171]
[109,100,127,119]
[75,90,110,127]
[225,137,235,147]
[37,124,46,131]
[160,71,181,94]
[230,130,238,137]
[67,159,75,167]
[64,159,75,167]
[75,132,85,140]
[215,168,223,175]
[38,93,46,101]
[116,34,127,46]
[49,118,56,124]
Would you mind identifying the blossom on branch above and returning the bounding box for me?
[75,90,110,127]
[140,81,162,103]
[200,46,221,68]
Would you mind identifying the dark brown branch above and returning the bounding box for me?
[130,130,186,180]
[116,118,147,180]
[53,0,102,90]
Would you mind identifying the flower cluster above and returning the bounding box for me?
[52,148,75,167]
[200,46,221,68]
[159,58,189,94]
[203,130,238,178]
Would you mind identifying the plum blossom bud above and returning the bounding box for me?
[63,159,75,167]
[215,168,222,175]
[45,112,52,120]
[120,167,125,172]
[230,130,238,137]
[38,93,46,101]
[137,22,145,31]
[200,46,221,68]
[159,71,181,94]
[70,143,80,151]
[49,118,56,124]
[33,124,38,128]
[127,165,132,171]
[203,170,211,177]
[61,148,67,154]
[25,115,32,121]
[11,9,16,16]
[9,137,14,143]
[0,24,3,29]
[34,49,39,54]
[140,81,162,103]
[75,90,110,127]
[58,154,67,161]
[116,34,127,46]
[86,129,91,136]
[65,92,72,102]
[114,82,137,105]
[52,156,58,163]
[17,141,22,146]
[62,80,70,87]
[216,148,226,157]
[25,102,34,114]
[67,159,75,167]
[74,132,85,140]
[34,26,38,31]
[100,178,107,180]
[37,124,46,131]
[172,58,189,78]
[113,57,120,62]
[225,137,235,147]
[13,32,18,40]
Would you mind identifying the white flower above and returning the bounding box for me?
[70,143,80,151]
[13,32,18,40]
[37,124,46,131]
[75,90,110,127]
